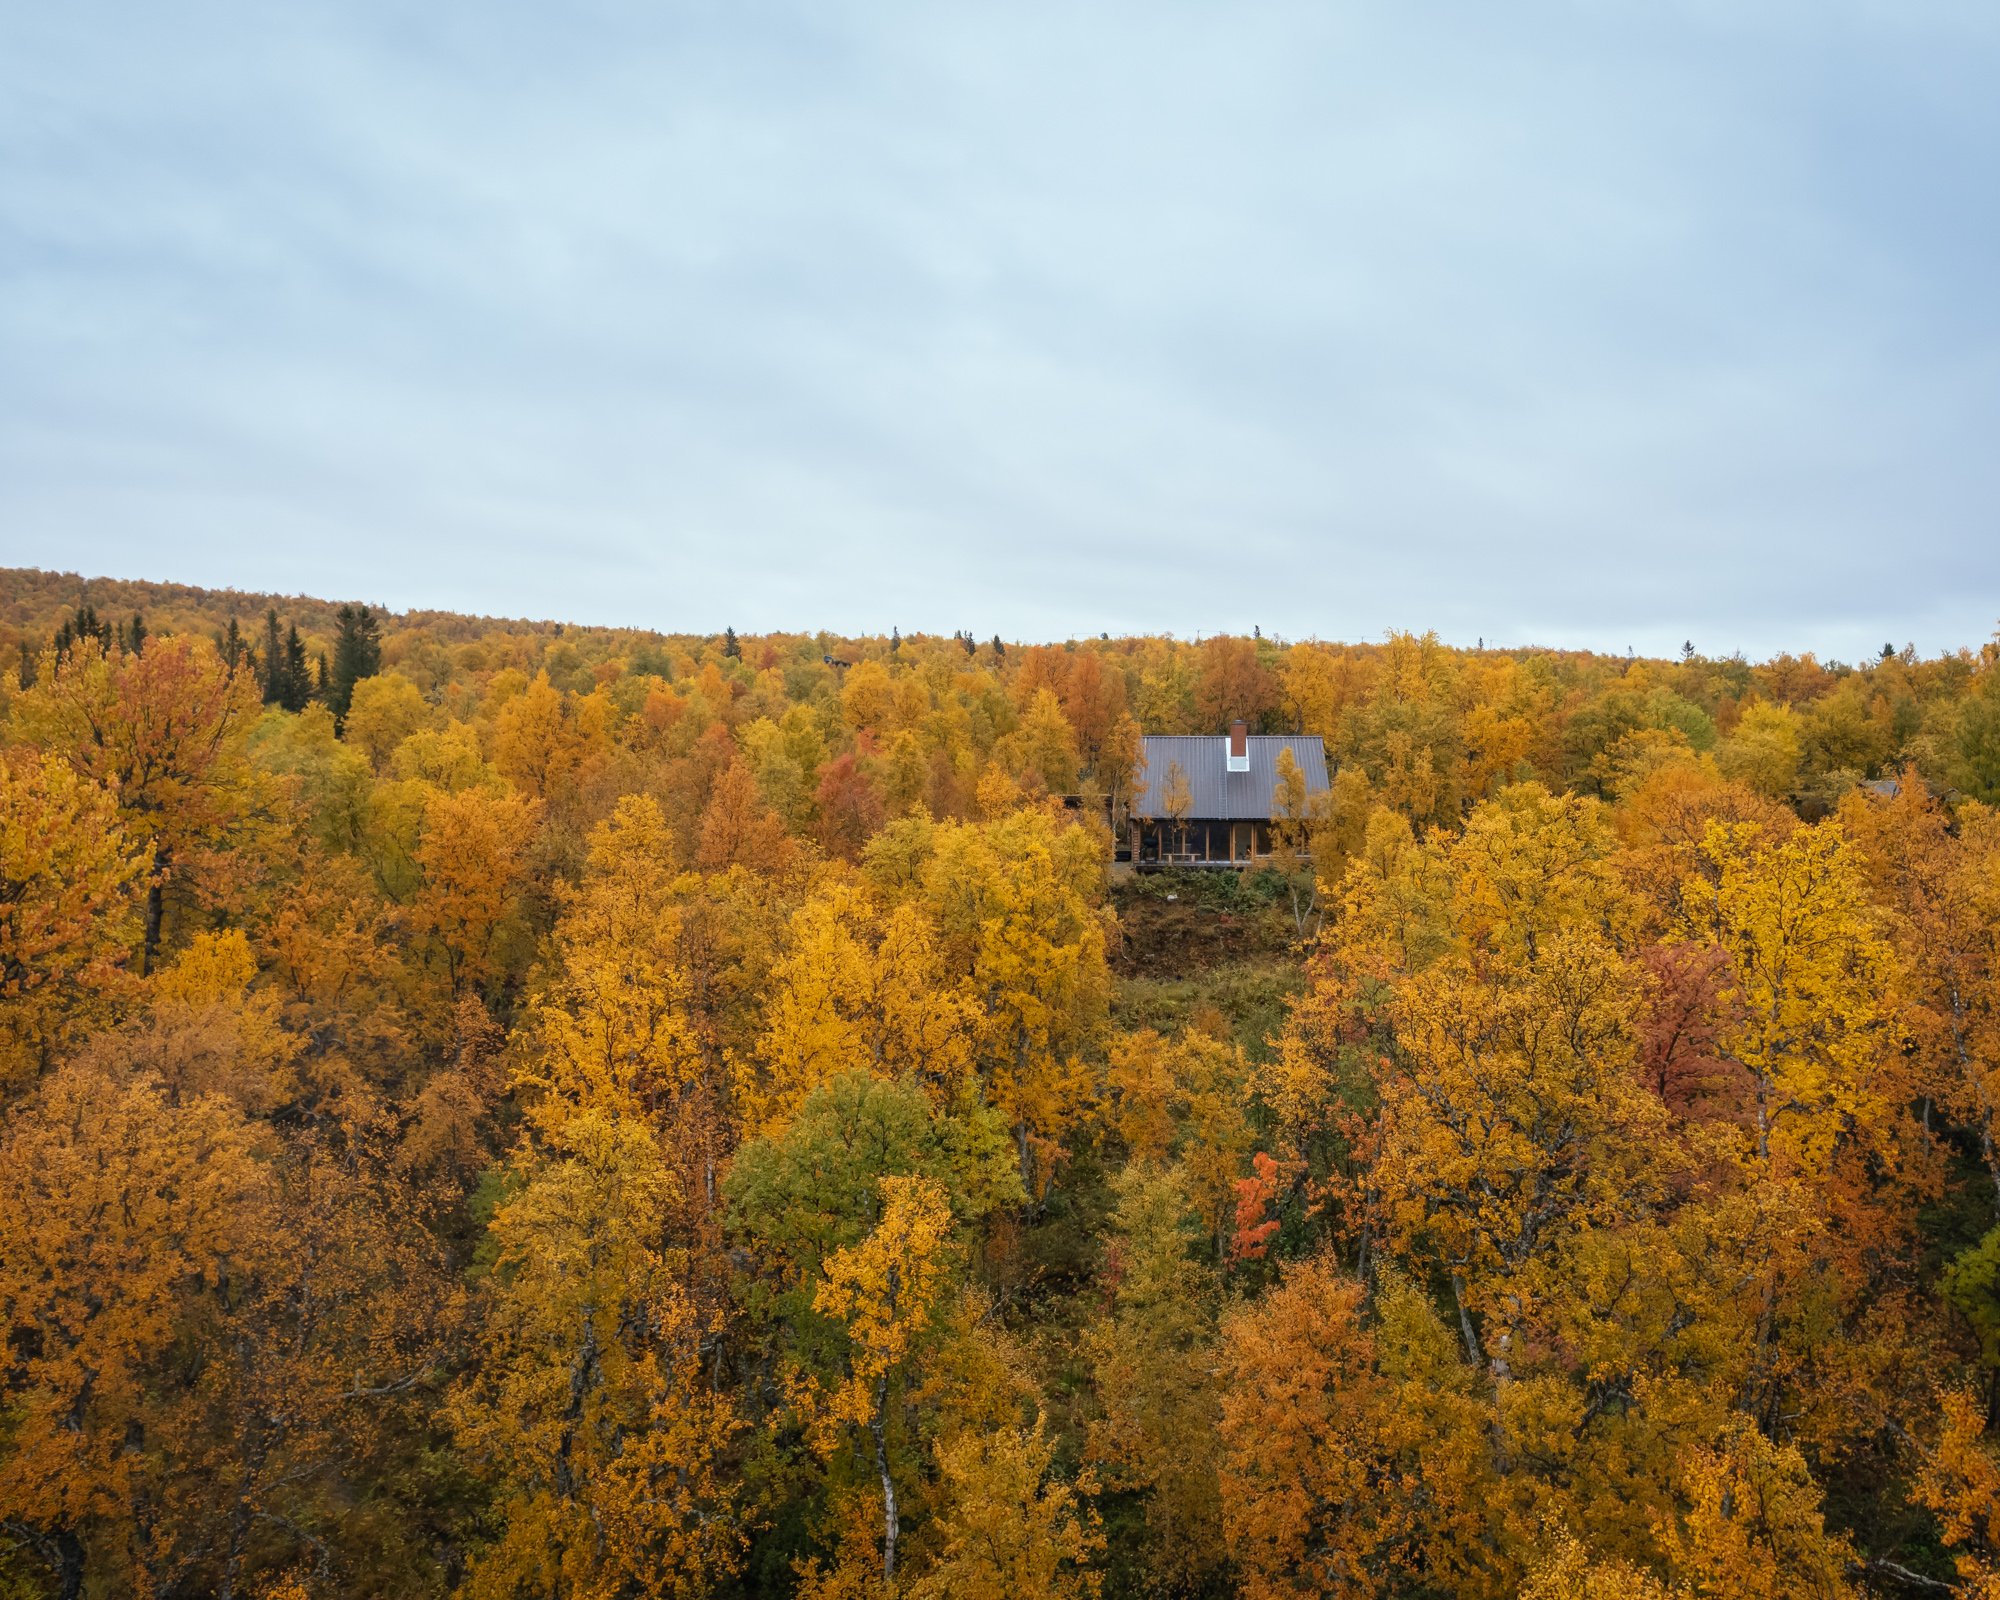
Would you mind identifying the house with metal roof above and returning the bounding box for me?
[1129,720,1330,867]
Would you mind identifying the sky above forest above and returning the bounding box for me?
[3,2,1997,659]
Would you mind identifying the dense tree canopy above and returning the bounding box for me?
[2,567,1998,1598]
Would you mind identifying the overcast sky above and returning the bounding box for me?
[3,2,1997,658]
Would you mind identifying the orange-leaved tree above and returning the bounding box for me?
[406,782,539,1009]
[0,749,144,1095]
[0,1058,276,1597]
[11,633,259,970]
[1216,1256,1499,1599]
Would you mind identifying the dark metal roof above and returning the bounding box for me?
[1133,734,1330,820]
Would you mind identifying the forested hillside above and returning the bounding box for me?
[3,566,1999,1598]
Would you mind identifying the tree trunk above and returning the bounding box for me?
[1982,1112,1999,1215]
[555,1308,600,1498]
[1449,1272,1482,1366]
[871,1374,898,1581]
[142,866,166,976]
[217,1403,271,1600]
[55,1530,85,1600]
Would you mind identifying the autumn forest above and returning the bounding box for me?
[5,565,2000,1600]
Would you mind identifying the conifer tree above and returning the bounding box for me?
[261,608,285,705]
[329,602,381,719]
[280,624,311,712]
[51,606,110,662]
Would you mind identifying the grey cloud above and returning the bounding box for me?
[2,1,1996,657]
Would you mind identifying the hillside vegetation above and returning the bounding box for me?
[3,565,1999,1599]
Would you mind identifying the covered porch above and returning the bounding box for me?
[1130,816,1272,868]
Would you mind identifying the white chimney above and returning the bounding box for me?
[1226,719,1249,773]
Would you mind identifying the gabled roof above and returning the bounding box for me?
[1133,734,1330,820]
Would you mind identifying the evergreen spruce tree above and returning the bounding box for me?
[280,624,311,712]
[329,603,382,720]
[52,605,110,662]
[262,609,285,705]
